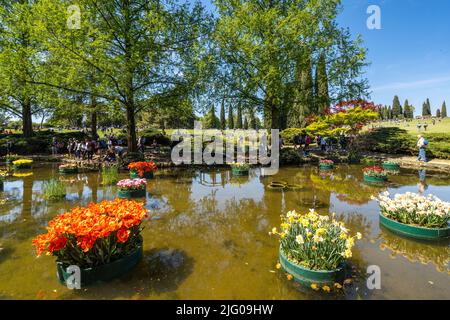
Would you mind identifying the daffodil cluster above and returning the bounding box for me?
[373,191,450,228]
[271,209,361,271]
[12,159,33,166]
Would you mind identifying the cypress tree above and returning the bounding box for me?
[441,101,447,118]
[425,98,432,116]
[227,105,234,129]
[387,106,392,119]
[243,116,248,129]
[403,99,410,118]
[288,49,314,127]
[436,108,441,118]
[250,109,257,129]
[392,95,402,118]
[314,53,330,114]
[220,100,226,130]
[236,104,243,129]
[422,102,428,116]
[206,105,218,129]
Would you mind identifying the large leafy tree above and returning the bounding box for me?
[213,0,369,129]
[33,0,213,152]
[0,0,46,137]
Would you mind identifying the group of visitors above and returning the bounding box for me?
[64,135,125,162]
[291,133,348,155]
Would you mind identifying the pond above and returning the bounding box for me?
[0,164,449,299]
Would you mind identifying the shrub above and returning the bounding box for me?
[139,128,171,146]
[280,128,306,145]
[280,148,302,165]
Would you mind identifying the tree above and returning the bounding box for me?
[236,104,243,129]
[315,52,330,114]
[227,105,234,129]
[34,0,212,152]
[436,108,441,118]
[0,0,44,137]
[441,101,447,118]
[403,99,412,118]
[204,105,219,129]
[392,96,402,118]
[422,98,431,116]
[243,116,248,130]
[220,100,226,130]
[288,50,314,127]
[213,0,369,129]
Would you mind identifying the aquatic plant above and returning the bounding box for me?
[271,209,361,271]
[32,199,148,268]
[101,166,119,185]
[42,179,66,200]
[373,192,450,228]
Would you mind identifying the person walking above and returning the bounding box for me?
[417,134,427,162]
[423,121,428,131]
[417,122,421,132]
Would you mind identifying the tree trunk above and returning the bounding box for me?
[90,96,97,137]
[22,98,33,137]
[126,101,137,152]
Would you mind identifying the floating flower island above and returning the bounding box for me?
[374,192,450,240]
[58,164,78,174]
[12,159,33,170]
[382,160,400,172]
[32,199,148,286]
[230,162,250,176]
[363,166,388,183]
[128,161,157,179]
[117,178,147,198]
[271,209,361,290]
[319,159,334,170]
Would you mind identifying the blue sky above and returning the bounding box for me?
[338,0,450,115]
[202,0,450,115]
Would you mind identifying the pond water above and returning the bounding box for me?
[0,164,449,300]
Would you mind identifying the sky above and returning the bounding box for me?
[202,0,450,116]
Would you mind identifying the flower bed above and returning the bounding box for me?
[271,209,361,288]
[382,160,400,171]
[117,178,147,198]
[128,161,157,179]
[12,159,33,170]
[373,192,450,239]
[363,166,387,183]
[32,199,148,286]
[319,159,334,169]
[58,164,78,174]
[230,162,250,175]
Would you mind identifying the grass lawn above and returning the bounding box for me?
[375,117,450,134]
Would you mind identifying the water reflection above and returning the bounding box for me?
[0,164,449,299]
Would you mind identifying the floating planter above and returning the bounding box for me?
[57,240,143,286]
[363,166,388,184]
[382,161,400,171]
[319,159,334,170]
[12,159,33,170]
[58,164,78,174]
[230,163,250,176]
[279,249,345,286]
[271,209,361,289]
[42,179,66,201]
[374,192,450,241]
[128,161,157,179]
[268,181,302,192]
[32,199,148,286]
[117,178,147,199]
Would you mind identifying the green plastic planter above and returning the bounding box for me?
[363,174,387,183]
[59,167,78,175]
[382,163,400,171]
[117,188,146,199]
[130,171,154,179]
[279,248,345,286]
[319,164,334,170]
[56,242,143,287]
[13,165,31,170]
[380,213,450,241]
[231,168,249,176]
